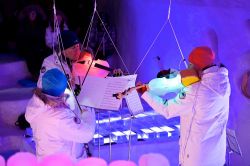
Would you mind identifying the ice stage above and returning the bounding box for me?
[0,54,179,165]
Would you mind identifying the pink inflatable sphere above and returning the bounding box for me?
[109,160,137,166]
[76,157,107,166]
[138,153,170,166]
[39,154,74,166]
[0,155,5,166]
[7,152,38,166]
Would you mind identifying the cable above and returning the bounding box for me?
[128,116,134,161]
[108,111,112,162]
[96,10,130,74]
[97,111,101,158]
[52,0,84,123]
[134,0,188,74]
[168,19,188,68]
[81,0,97,51]
[80,33,105,87]
[52,2,56,54]
[133,19,168,74]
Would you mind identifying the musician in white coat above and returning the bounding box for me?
[141,46,231,166]
[25,69,95,161]
[37,30,82,90]
[36,30,122,159]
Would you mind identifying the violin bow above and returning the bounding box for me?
[77,60,113,72]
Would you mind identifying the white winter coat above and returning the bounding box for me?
[37,54,79,110]
[25,94,96,161]
[37,54,73,89]
[142,66,231,166]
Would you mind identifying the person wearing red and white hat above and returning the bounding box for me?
[141,46,231,166]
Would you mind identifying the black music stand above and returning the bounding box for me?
[226,128,242,166]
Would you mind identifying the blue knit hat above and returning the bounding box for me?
[42,69,67,96]
[61,30,80,50]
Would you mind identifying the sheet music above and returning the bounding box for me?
[124,75,144,116]
[77,75,129,110]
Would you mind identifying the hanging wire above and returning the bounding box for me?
[52,3,56,54]
[81,0,97,51]
[79,0,130,74]
[178,57,184,70]
[134,0,188,74]
[168,19,188,69]
[56,31,80,106]
[167,0,171,20]
[53,1,62,55]
[80,33,105,87]
[96,10,130,74]
[167,0,187,69]
[52,0,85,119]
[128,116,134,161]
[97,111,101,158]
[133,0,172,74]
[133,19,169,74]
[80,0,130,89]
[108,111,112,162]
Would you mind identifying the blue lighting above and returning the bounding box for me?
[24,106,180,148]
[91,105,180,145]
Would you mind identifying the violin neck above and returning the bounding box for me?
[134,84,147,89]
[127,84,146,92]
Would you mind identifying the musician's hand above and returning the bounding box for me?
[112,68,123,77]
[136,82,149,94]
[113,92,123,100]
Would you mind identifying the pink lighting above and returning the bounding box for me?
[7,152,38,166]
[76,157,107,166]
[139,153,170,166]
[0,155,5,166]
[39,154,74,166]
[109,160,137,166]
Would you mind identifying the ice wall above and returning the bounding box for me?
[103,1,250,165]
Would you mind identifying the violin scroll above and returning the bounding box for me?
[136,82,149,94]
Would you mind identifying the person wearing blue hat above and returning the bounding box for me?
[41,68,68,97]
[35,29,98,158]
[25,68,96,161]
[37,30,89,111]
